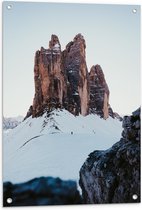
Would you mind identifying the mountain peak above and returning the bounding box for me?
[25,34,116,119]
[49,34,61,50]
[74,33,84,41]
[73,33,86,49]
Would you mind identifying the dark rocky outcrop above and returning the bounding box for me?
[3,177,82,206]
[79,108,140,204]
[26,34,118,119]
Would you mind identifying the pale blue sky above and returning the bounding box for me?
[3,1,141,117]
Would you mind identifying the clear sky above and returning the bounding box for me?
[3,1,141,117]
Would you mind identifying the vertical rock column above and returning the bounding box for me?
[32,50,43,117]
[62,34,89,116]
[32,35,67,117]
[89,65,110,119]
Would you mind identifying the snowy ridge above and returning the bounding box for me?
[3,109,122,185]
[3,116,23,133]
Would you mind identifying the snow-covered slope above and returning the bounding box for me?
[3,109,122,185]
[3,116,23,133]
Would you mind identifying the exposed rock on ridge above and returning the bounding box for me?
[26,34,115,119]
[79,108,140,203]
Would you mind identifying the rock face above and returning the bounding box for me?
[32,35,67,117]
[89,65,114,119]
[79,108,140,203]
[3,177,82,206]
[62,34,89,116]
[26,34,116,119]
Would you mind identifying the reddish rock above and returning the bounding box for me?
[32,35,67,117]
[62,34,89,116]
[89,65,114,119]
[25,34,117,119]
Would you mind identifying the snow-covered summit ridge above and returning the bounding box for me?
[4,109,122,138]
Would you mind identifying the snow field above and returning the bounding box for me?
[3,109,122,186]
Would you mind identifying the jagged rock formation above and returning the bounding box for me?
[3,177,82,206]
[79,108,140,203]
[89,65,113,119]
[62,34,89,116]
[32,35,67,117]
[25,34,115,119]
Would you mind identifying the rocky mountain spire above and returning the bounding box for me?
[32,34,67,117]
[49,34,61,50]
[62,33,89,116]
[25,34,116,119]
[89,65,110,119]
